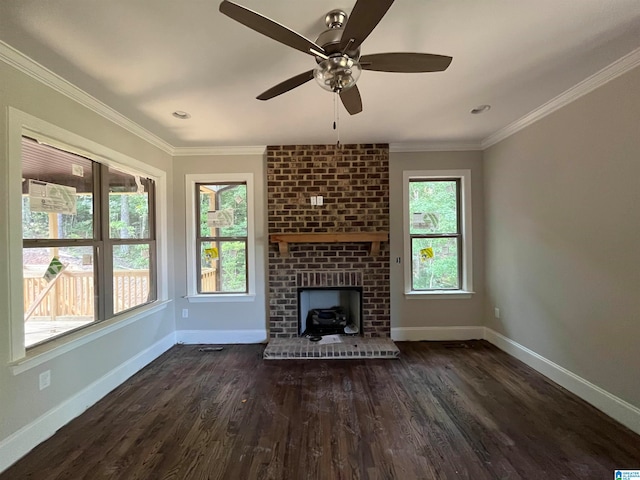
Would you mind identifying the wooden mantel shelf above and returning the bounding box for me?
[270,232,389,257]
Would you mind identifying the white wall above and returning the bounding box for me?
[0,60,176,469]
[172,154,268,343]
[389,151,485,338]
[483,65,640,409]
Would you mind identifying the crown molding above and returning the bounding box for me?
[0,40,174,155]
[4,39,639,157]
[481,46,640,149]
[172,146,267,156]
[390,142,482,153]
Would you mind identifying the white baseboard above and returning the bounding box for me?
[0,332,176,473]
[176,329,268,344]
[484,328,640,436]
[391,326,485,341]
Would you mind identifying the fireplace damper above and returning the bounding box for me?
[298,287,362,337]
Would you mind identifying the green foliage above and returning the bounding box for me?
[412,238,459,289]
[220,241,247,292]
[409,181,457,234]
[113,244,150,270]
[109,193,149,239]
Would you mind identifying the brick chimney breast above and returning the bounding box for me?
[267,144,390,338]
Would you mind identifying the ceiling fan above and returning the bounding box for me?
[219,0,452,115]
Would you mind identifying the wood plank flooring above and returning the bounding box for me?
[2,341,639,479]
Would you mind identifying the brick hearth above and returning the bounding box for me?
[267,144,390,338]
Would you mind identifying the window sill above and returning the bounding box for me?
[404,290,474,300]
[185,294,256,303]
[10,300,171,375]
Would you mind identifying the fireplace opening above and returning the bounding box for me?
[297,287,362,337]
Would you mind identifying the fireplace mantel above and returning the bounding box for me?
[270,232,389,257]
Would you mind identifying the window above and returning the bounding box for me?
[21,137,157,347]
[197,182,247,293]
[186,174,255,300]
[403,170,473,297]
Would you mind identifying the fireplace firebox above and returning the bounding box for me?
[298,287,362,337]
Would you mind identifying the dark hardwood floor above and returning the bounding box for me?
[3,341,639,479]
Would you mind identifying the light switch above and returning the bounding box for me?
[317,195,323,206]
[310,196,317,205]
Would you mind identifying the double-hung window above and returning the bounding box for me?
[403,170,473,297]
[196,182,248,293]
[185,173,255,300]
[21,136,157,347]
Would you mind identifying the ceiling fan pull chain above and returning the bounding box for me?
[334,92,341,148]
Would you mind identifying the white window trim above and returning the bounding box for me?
[184,173,256,302]
[6,107,170,362]
[403,169,474,298]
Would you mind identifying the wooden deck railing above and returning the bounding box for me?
[201,268,217,292]
[113,270,150,314]
[24,270,95,318]
[24,268,218,318]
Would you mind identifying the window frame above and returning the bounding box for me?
[22,151,158,333]
[408,178,463,291]
[403,170,474,298]
[7,108,168,363]
[185,173,256,302]
[195,181,249,294]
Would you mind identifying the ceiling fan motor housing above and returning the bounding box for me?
[315,10,360,59]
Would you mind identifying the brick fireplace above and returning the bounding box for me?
[266,144,390,339]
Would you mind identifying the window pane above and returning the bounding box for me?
[113,244,151,313]
[409,180,458,235]
[200,240,247,293]
[411,237,459,290]
[22,137,94,240]
[199,184,247,238]
[109,168,151,239]
[23,246,95,346]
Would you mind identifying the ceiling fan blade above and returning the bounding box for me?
[257,70,316,100]
[340,86,363,115]
[360,53,453,73]
[220,1,326,58]
[339,0,395,52]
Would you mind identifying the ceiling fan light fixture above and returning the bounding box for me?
[314,56,362,92]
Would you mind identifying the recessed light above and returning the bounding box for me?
[470,104,491,114]
[172,111,191,119]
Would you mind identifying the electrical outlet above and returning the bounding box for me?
[39,370,51,390]
[310,196,317,206]
[494,307,500,319]
[182,308,189,318]
[316,195,323,206]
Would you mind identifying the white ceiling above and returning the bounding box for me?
[1,0,640,149]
